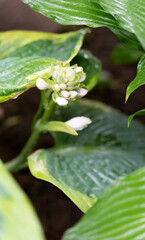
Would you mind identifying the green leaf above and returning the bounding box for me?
[126,54,145,101]
[111,43,143,64]
[128,109,145,127]
[39,121,78,135]
[0,29,87,102]
[63,166,145,240]
[21,0,142,50]
[99,0,145,50]
[71,50,101,91]
[0,161,45,240]
[28,99,145,212]
[0,30,86,61]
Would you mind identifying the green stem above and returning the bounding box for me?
[6,97,56,173]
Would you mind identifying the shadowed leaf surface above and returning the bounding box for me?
[29,99,145,212]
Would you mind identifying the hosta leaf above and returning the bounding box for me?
[111,43,143,64]
[28,99,145,212]
[0,161,45,240]
[126,54,145,100]
[22,0,142,50]
[99,0,145,50]
[63,166,145,240]
[0,29,86,102]
[0,30,86,61]
[71,50,101,91]
[128,109,145,127]
[39,121,78,135]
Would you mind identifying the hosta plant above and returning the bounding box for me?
[1,1,145,239]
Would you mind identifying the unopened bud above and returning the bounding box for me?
[60,83,66,90]
[56,97,68,106]
[65,117,92,131]
[65,68,76,82]
[76,67,83,73]
[54,84,60,92]
[36,78,48,90]
[78,74,86,83]
[69,91,78,99]
[61,90,70,98]
[77,88,88,97]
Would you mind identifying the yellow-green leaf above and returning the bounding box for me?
[0,161,45,240]
[0,29,87,102]
[39,121,78,136]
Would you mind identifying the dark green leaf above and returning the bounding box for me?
[112,43,143,64]
[21,0,142,50]
[28,99,145,212]
[99,0,145,50]
[126,54,145,101]
[71,50,101,91]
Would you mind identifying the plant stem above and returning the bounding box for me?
[6,98,56,173]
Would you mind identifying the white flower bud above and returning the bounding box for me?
[61,90,70,98]
[69,91,78,99]
[54,84,60,92]
[76,67,83,73]
[53,71,57,79]
[56,97,68,106]
[65,68,76,82]
[60,83,67,90]
[36,78,48,90]
[78,74,86,83]
[77,88,88,97]
[65,117,92,131]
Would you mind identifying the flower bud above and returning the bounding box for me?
[56,97,68,106]
[65,68,76,82]
[35,63,86,107]
[65,117,92,131]
[76,67,83,73]
[69,91,78,99]
[78,73,86,82]
[60,83,67,90]
[61,90,70,98]
[77,88,88,97]
[36,78,48,90]
[54,84,60,92]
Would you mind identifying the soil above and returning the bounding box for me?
[0,1,145,239]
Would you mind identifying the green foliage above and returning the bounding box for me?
[99,0,145,50]
[39,121,78,135]
[22,0,145,115]
[0,29,87,102]
[21,0,141,49]
[1,1,145,239]
[126,54,145,100]
[0,161,45,240]
[71,50,101,91]
[128,109,145,127]
[28,99,145,212]
[112,44,143,64]
[63,166,145,240]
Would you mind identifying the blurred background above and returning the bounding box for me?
[0,1,145,239]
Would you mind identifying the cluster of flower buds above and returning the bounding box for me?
[36,64,88,106]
